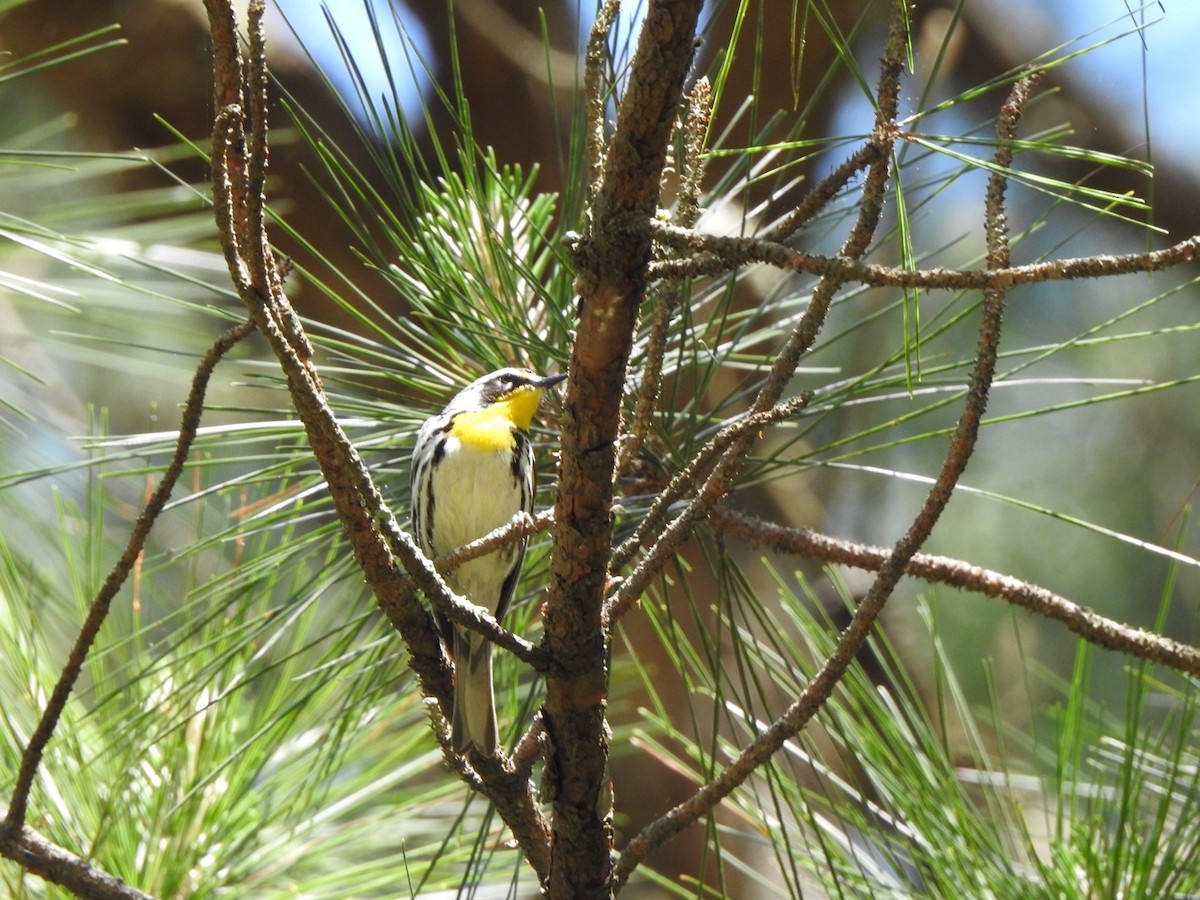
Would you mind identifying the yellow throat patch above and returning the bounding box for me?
[449,386,545,451]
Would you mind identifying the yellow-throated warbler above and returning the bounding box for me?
[410,367,565,756]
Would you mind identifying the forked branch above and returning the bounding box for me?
[613,36,1036,890]
[0,319,253,896]
[201,0,552,878]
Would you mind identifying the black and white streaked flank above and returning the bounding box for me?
[409,367,563,756]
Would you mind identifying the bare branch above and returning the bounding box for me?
[0,826,154,900]
[613,4,914,882]
[674,76,711,230]
[605,394,813,626]
[714,509,1200,676]
[200,0,552,876]
[584,0,621,207]
[615,61,1041,886]
[763,138,887,243]
[616,78,714,479]
[649,221,1200,289]
[426,512,555,672]
[437,508,554,571]
[612,277,677,478]
[2,318,253,845]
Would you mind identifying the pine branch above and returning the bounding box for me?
[545,1,704,894]
[714,508,1200,676]
[0,826,154,900]
[604,394,814,627]
[0,318,253,890]
[649,220,1200,287]
[201,0,552,879]
[615,3,916,881]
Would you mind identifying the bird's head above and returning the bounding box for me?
[447,367,566,432]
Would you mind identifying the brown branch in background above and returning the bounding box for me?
[609,0,908,659]
[763,139,888,243]
[0,318,253,900]
[614,281,678,478]
[583,0,620,207]
[604,397,814,628]
[648,221,1200,289]
[1,318,254,849]
[674,77,711,231]
[606,394,813,606]
[612,3,910,883]
[611,0,905,632]
[616,77,714,479]
[201,0,553,877]
[715,509,1200,676]
[617,62,1038,887]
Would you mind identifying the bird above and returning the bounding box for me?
[409,367,565,756]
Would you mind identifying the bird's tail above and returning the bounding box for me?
[452,628,498,757]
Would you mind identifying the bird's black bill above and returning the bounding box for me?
[537,373,568,390]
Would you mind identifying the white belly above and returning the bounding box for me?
[426,436,527,607]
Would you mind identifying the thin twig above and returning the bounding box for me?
[511,711,548,780]
[605,398,815,629]
[584,0,621,207]
[615,61,1038,887]
[613,3,915,882]
[649,221,1200,289]
[763,139,888,243]
[437,508,554,571]
[202,0,553,877]
[2,318,254,840]
[616,77,714,478]
[207,0,451,701]
[245,0,270,272]
[211,105,253,296]
[675,76,712,231]
[378,511,558,674]
[246,0,312,362]
[607,394,813,603]
[714,508,1200,676]
[609,0,905,645]
[424,512,555,672]
[615,284,680,478]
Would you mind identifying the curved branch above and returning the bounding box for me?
[201,0,552,878]
[613,15,1022,886]
[2,318,254,844]
[649,220,1200,289]
[714,509,1200,676]
[0,826,154,900]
